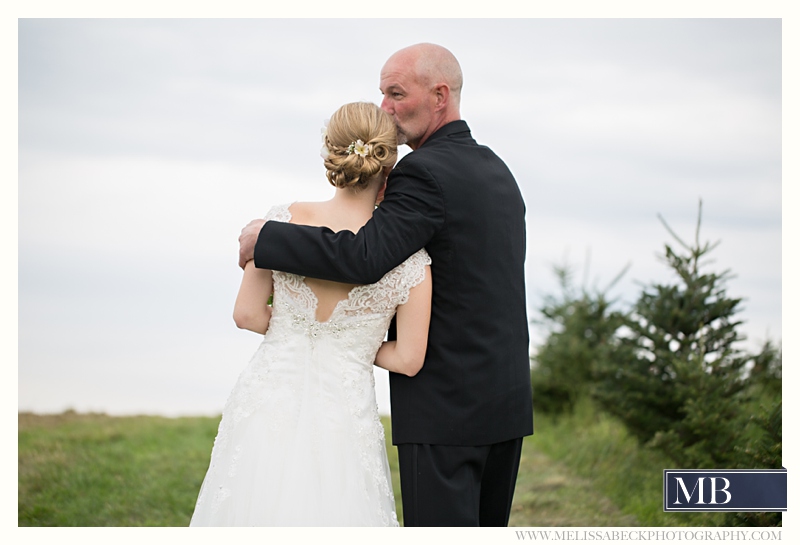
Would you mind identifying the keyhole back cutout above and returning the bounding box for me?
[302,277,361,323]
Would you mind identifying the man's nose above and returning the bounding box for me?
[380,97,392,113]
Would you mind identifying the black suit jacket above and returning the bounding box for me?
[255,120,533,446]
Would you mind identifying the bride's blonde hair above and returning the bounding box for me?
[322,102,397,191]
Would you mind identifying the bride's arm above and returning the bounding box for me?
[374,265,432,377]
[233,260,274,335]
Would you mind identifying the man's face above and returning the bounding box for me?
[379,55,434,150]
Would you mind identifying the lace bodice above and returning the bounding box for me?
[190,203,430,526]
[265,202,430,350]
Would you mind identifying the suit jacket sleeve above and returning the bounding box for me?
[254,158,444,285]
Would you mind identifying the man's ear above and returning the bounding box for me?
[433,83,450,111]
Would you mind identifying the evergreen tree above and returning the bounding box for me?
[531,262,629,414]
[594,202,752,468]
[747,339,782,399]
[725,401,782,526]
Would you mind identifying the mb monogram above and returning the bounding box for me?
[663,469,787,512]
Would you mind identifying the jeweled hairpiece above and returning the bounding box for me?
[346,140,371,157]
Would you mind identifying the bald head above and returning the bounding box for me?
[387,43,463,110]
[379,44,463,149]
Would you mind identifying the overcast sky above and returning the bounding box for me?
[14,17,788,418]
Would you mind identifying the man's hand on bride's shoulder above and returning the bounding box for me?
[238,219,267,269]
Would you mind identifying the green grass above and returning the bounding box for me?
[19,408,750,527]
[527,398,729,527]
[509,436,638,526]
[18,411,218,526]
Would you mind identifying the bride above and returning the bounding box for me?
[189,102,432,526]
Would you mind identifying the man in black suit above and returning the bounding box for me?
[238,43,533,526]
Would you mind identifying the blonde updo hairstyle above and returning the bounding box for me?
[322,102,398,191]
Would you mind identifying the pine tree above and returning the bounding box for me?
[725,401,782,526]
[531,262,629,414]
[594,201,752,468]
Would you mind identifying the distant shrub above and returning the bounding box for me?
[593,202,779,473]
[531,263,629,414]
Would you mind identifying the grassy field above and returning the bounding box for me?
[524,401,729,527]
[18,411,217,526]
[19,409,734,527]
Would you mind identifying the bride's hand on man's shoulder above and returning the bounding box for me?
[238,219,267,269]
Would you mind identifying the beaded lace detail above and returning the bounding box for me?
[191,203,430,527]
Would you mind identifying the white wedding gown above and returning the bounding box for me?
[190,203,430,527]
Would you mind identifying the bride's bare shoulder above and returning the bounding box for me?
[287,201,325,226]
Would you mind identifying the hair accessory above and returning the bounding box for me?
[346,140,371,157]
[320,119,330,160]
